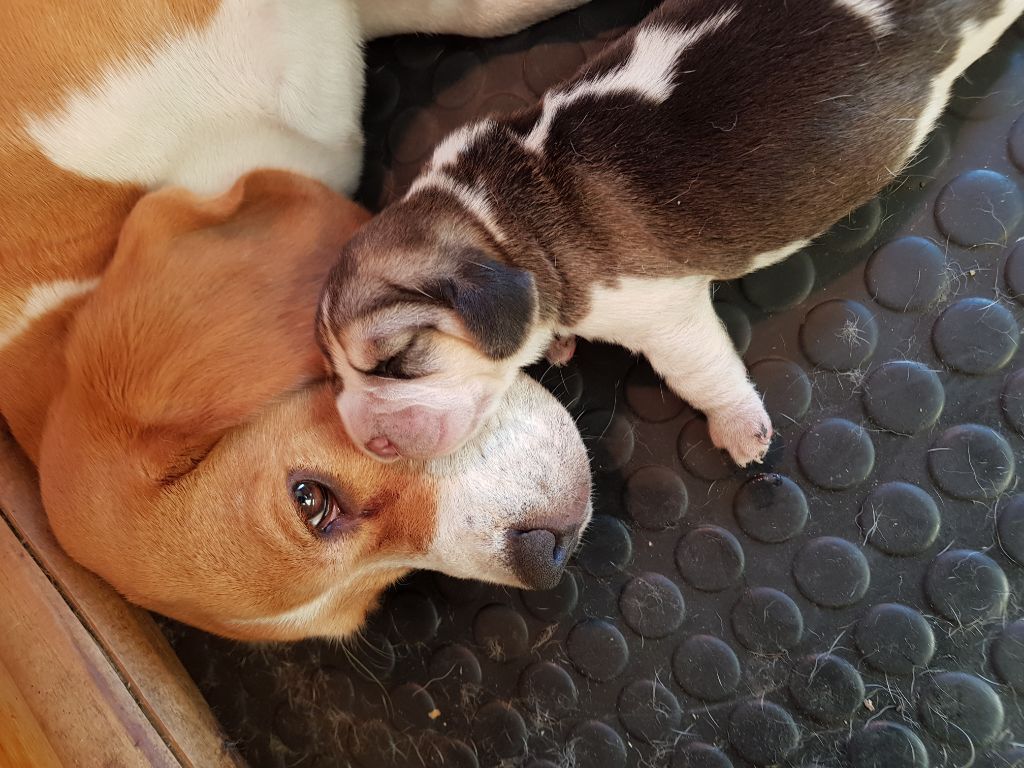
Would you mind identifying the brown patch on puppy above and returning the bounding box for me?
[317,0,1020,466]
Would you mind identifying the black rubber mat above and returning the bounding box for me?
[161,3,1024,766]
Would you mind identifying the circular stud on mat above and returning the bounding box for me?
[732,587,804,653]
[866,236,948,312]
[862,361,945,435]
[518,661,578,714]
[473,604,529,661]
[859,482,940,556]
[566,619,629,681]
[673,635,741,702]
[848,721,929,768]
[675,527,745,592]
[728,700,800,765]
[933,297,1019,374]
[624,465,688,530]
[734,473,809,543]
[798,418,875,490]
[800,299,879,371]
[749,359,812,423]
[919,672,1005,747]
[792,536,870,608]
[619,572,685,638]
[935,170,1024,247]
[927,424,1015,500]
[925,549,1009,623]
[567,720,627,768]
[856,603,935,674]
[789,654,865,724]
[617,679,682,743]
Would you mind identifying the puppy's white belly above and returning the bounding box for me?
[27,0,366,197]
[571,275,709,346]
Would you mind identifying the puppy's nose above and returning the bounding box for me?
[366,436,399,460]
[509,527,580,590]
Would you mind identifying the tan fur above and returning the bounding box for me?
[0,0,221,452]
[37,172,441,640]
[0,0,218,258]
[0,2,412,639]
[3,0,593,639]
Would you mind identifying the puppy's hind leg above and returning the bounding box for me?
[582,276,771,467]
[354,0,592,39]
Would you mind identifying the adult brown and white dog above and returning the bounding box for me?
[318,0,1024,467]
[0,0,593,641]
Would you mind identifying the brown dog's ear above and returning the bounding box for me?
[62,171,370,475]
[435,252,536,360]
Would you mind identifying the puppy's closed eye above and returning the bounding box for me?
[369,355,416,380]
[363,332,433,380]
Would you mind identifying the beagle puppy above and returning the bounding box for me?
[1,0,592,641]
[317,0,1024,466]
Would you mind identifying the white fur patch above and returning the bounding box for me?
[0,278,100,352]
[229,584,339,631]
[406,172,507,243]
[524,7,740,153]
[747,239,813,271]
[27,0,366,196]
[902,0,1024,168]
[572,275,756,412]
[418,375,592,584]
[355,0,593,38]
[426,119,495,172]
[834,0,895,35]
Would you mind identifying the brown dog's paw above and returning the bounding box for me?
[707,398,773,467]
[545,334,577,366]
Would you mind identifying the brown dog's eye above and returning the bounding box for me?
[292,480,342,537]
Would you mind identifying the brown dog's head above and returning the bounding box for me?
[316,191,547,462]
[39,172,589,641]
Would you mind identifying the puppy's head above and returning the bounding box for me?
[39,173,589,641]
[317,194,545,462]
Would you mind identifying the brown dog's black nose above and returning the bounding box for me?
[509,527,580,590]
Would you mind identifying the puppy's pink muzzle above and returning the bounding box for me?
[363,406,462,460]
[338,386,490,461]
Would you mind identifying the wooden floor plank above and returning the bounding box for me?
[0,430,240,768]
[0,512,179,766]
[0,654,62,768]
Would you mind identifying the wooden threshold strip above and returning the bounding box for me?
[0,428,241,768]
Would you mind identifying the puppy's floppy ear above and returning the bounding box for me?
[437,252,536,360]
[56,170,371,478]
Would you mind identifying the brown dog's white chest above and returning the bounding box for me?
[22,0,367,200]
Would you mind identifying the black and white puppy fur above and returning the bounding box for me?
[318,0,1024,465]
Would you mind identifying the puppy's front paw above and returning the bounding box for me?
[707,398,773,467]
